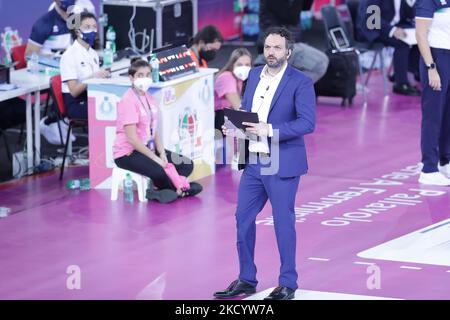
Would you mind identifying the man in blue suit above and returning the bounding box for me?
[214,27,316,300]
[357,0,420,96]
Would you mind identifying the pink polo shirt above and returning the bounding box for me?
[113,88,158,159]
[214,71,243,111]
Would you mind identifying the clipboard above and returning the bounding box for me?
[223,108,259,141]
[223,108,259,131]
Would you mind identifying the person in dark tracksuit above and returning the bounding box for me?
[416,0,450,185]
[359,0,421,96]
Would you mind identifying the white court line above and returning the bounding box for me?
[245,288,401,300]
[446,270,450,273]
[353,261,375,266]
[400,266,422,270]
[308,257,330,262]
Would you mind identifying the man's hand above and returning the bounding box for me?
[243,122,270,137]
[393,28,407,40]
[221,124,229,136]
[428,69,442,91]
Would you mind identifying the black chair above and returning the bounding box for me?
[345,0,390,96]
[0,98,27,163]
[321,4,389,106]
[0,129,12,162]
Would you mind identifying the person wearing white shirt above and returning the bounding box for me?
[215,27,316,300]
[416,0,450,186]
[25,0,96,57]
[59,11,109,119]
[247,59,288,154]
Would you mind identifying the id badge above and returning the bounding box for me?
[147,138,155,151]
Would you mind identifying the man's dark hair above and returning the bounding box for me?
[263,26,294,51]
[128,58,150,76]
[191,25,224,46]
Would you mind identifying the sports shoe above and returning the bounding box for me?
[438,163,450,179]
[145,179,179,204]
[418,172,450,186]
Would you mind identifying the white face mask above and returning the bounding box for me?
[133,77,153,92]
[233,66,251,81]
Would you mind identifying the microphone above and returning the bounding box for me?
[260,85,270,99]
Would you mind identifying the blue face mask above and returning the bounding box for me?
[60,0,76,11]
[81,31,96,48]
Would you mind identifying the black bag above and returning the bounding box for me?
[314,50,358,106]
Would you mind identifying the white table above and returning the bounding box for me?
[0,58,135,175]
[11,70,51,168]
[84,67,218,189]
[0,69,51,171]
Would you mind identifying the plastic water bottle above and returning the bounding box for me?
[150,54,160,83]
[300,11,313,30]
[105,26,116,54]
[0,207,11,218]
[31,52,40,73]
[3,29,12,65]
[124,173,134,203]
[80,178,90,191]
[103,46,113,72]
[66,179,81,189]
[28,52,40,74]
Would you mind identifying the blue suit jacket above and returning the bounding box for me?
[238,65,316,178]
[357,0,416,43]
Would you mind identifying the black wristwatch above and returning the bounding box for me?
[426,62,436,70]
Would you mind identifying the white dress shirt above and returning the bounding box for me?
[249,61,288,154]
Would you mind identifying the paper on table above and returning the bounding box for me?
[400,28,417,46]
[0,83,18,91]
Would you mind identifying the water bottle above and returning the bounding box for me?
[66,179,81,189]
[3,28,12,65]
[80,178,90,191]
[300,11,313,30]
[106,26,116,54]
[0,207,11,218]
[28,52,40,74]
[150,54,160,83]
[32,52,40,73]
[103,45,113,72]
[124,173,134,203]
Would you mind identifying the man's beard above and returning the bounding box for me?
[265,55,286,68]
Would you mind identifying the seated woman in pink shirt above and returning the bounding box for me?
[214,48,252,131]
[113,58,202,203]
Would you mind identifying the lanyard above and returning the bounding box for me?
[133,89,154,137]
